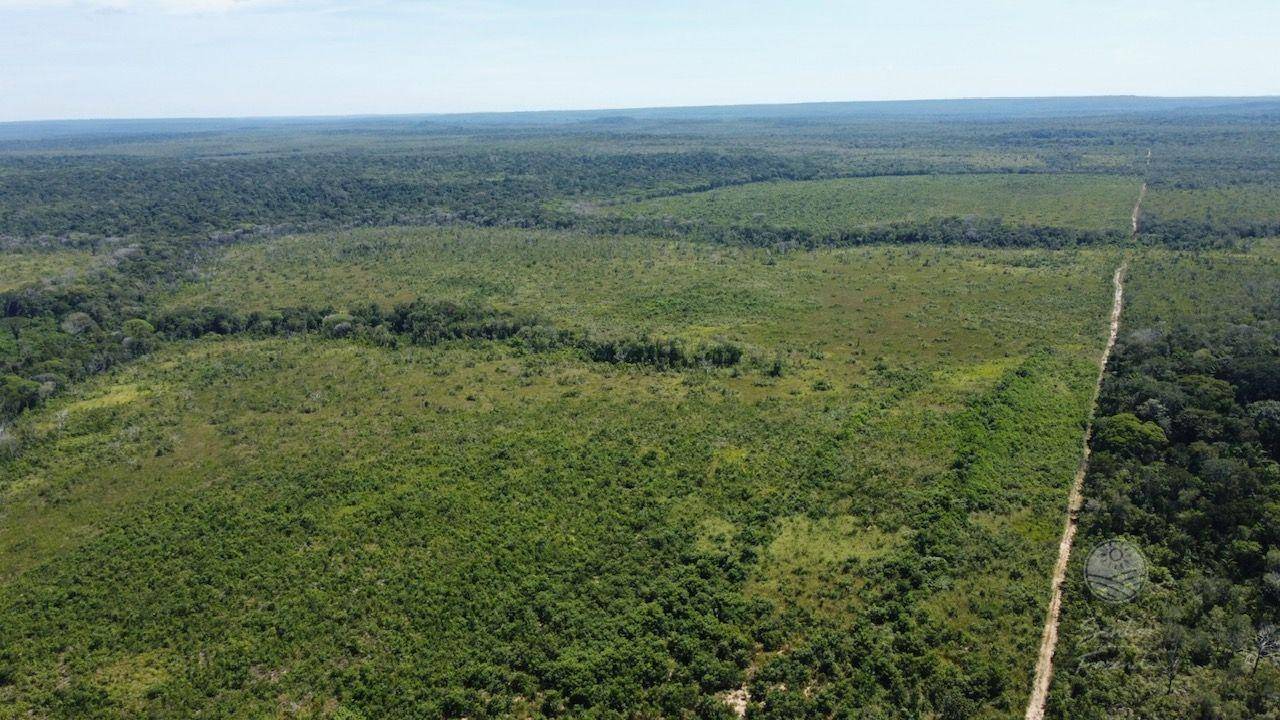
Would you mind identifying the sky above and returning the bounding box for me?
[2,0,1278,122]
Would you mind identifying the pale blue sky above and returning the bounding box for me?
[2,0,1278,121]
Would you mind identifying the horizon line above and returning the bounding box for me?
[4,93,1280,127]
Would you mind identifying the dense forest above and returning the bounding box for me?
[1048,252,1280,718]
[3,99,1278,242]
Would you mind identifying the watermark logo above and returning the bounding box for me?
[1085,538,1148,603]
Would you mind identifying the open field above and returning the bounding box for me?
[166,227,1117,355]
[1120,238,1280,325]
[595,174,1139,234]
[2,237,1119,718]
[1143,183,1280,224]
[0,249,94,291]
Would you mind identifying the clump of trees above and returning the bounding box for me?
[579,214,1126,251]
[1139,216,1280,249]
[0,228,271,422]
[585,335,743,369]
[153,298,749,373]
[2,270,750,425]
[0,373,42,417]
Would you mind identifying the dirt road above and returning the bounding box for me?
[1131,149,1151,236]
[1131,183,1147,236]
[1023,259,1127,720]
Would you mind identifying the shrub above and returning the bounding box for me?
[60,311,97,335]
[122,318,157,355]
[323,313,356,338]
[1093,412,1167,460]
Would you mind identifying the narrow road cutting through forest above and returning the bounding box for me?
[1131,183,1147,236]
[1131,148,1151,236]
[1023,259,1127,720]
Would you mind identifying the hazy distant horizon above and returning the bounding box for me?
[5,94,1280,128]
[3,0,1279,123]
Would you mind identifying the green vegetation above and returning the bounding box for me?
[0,248,94,291]
[164,227,1116,350]
[1144,185,1280,225]
[1,99,1278,718]
[1140,186,1280,248]
[1048,241,1280,718]
[599,174,1138,234]
[1,236,1120,718]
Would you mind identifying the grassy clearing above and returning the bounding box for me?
[1143,183,1280,224]
[166,226,1117,363]
[0,249,94,291]
[594,174,1138,234]
[1,235,1121,718]
[1118,238,1280,327]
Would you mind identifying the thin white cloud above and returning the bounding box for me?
[0,0,502,15]
[1,0,302,13]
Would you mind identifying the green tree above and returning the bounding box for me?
[1094,412,1167,460]
[0,374,41,417]
[122,318,157,356]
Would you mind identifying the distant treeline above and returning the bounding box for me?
[0,149,833,238]
[4,109,1279,250]
[571,214,1127,250]
[0,149,1143,248]
[574,211,1280,251]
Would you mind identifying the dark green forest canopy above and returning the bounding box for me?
[1,97,1277,243]
[1048,249,1280,719]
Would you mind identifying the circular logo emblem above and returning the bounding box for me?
[1084,539,1148,603]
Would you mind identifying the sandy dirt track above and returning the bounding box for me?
[1023,259,1127,720]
